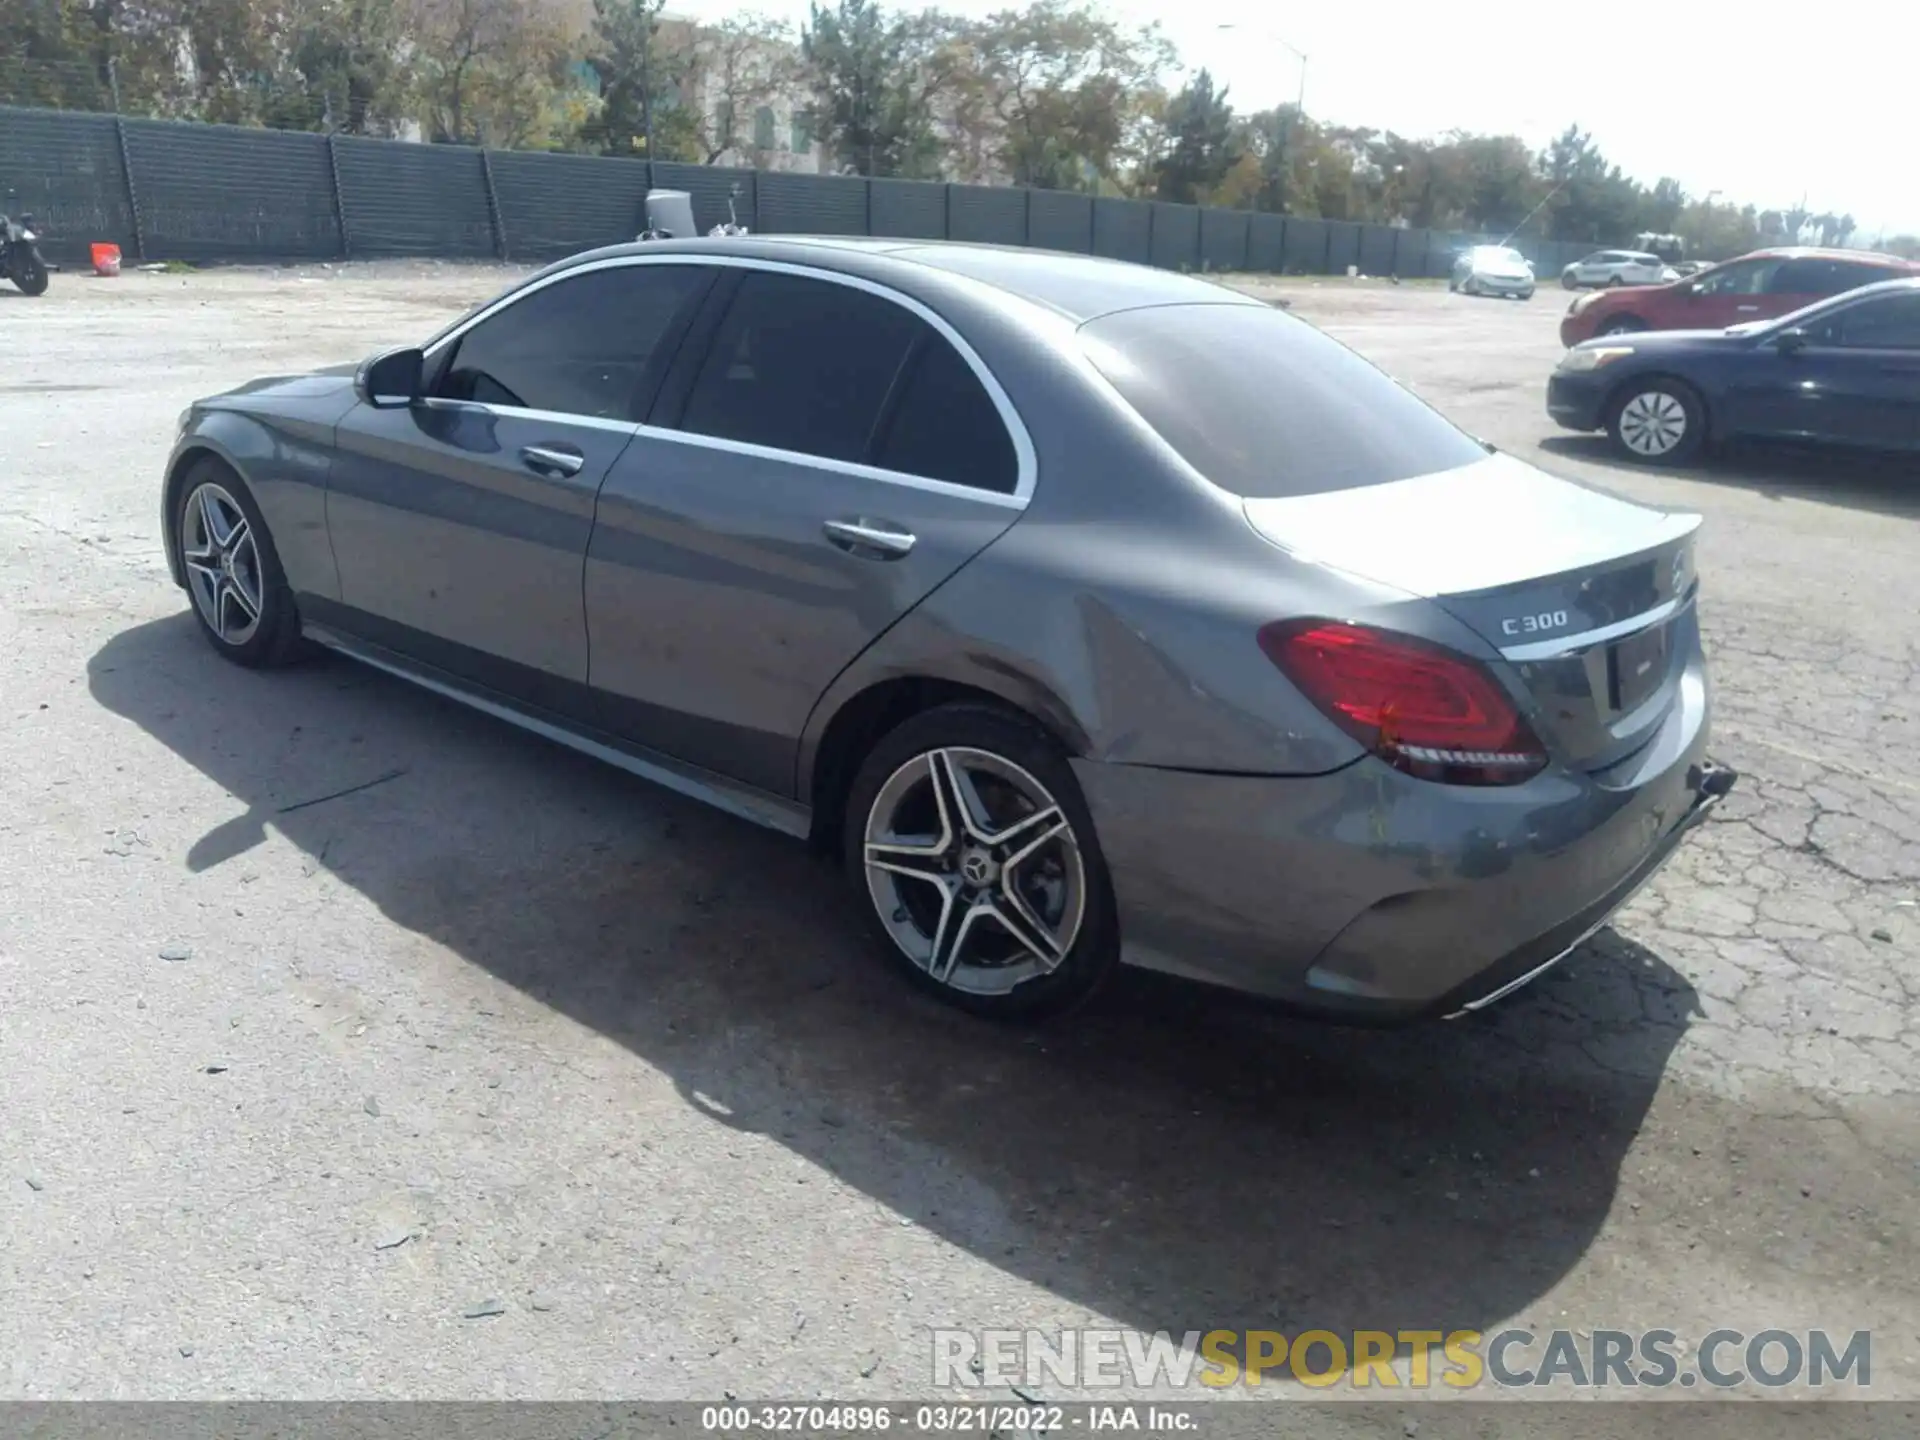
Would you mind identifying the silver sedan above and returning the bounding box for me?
[161,237,1734,1021]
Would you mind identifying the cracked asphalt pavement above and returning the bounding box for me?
[1,264,1915,1405]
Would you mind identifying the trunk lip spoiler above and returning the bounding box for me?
[1237,453,1704,601]
[1499,589,1690,664]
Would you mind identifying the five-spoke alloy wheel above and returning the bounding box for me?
[846,705,1117,1018]
[172,459,304,666]
[183,480,266,648]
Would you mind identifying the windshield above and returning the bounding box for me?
[1477,247,1526,265]
[1079,303,1490,499]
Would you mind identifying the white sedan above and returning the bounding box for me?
[1451,245,1536,299]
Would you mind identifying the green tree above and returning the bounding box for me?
[1153,68,1238,204]
[585,0,681,155]
[800,0,947,178]
[964,0,1171,191]
[673,13,802,165]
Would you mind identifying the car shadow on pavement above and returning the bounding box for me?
[91,612,1702,1352]
[1538,434,1920,520]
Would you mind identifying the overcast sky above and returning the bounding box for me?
[667,0,1917,240]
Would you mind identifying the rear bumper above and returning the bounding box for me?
[1074,660,1724,1024]
[1432,757,1736,1016]
[1547,372,1607,430]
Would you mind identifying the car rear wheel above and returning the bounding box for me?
[845,703,1119,1020]
[1607,379,1704,466]
[173,460,305,667]
[1605,274,1625,287]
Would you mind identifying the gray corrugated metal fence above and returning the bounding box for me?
[0,102,1613,281]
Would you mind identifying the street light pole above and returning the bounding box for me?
[1217,24,1308,213]
[1216,23,1308,120]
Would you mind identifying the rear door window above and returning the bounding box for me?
[1831,261,1902,293]
[677,270,920,464]
[1770,259,1851,295]
[1079,303,1489,498]
[871,335,1020,493]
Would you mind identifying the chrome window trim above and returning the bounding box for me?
[420,252,1038,506]
[412,398,1027,510]
[419,396,641,436]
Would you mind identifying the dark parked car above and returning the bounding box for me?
[163,237,1734,1023]
[1549,276,1920,464]
[1560,247,1918,347]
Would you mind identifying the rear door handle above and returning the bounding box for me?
[520,443,585,477]
[1735,305,1760,313]
[823,518,916,558]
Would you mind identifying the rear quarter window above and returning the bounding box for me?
[1078,303,1488,499]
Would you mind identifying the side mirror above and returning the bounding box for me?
[1775,327,1809,355]
[356,346,424,408]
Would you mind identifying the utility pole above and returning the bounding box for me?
[1217,24,1307,212]
[640,3,655,160]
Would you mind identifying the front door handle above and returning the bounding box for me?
[521,443,585,477]
[823,518,916,558]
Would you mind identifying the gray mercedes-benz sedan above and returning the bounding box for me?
[162,236,1735,1021]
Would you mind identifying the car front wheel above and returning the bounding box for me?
[1597,316,1647,338]
[173,459,306,666]
[1607,379,1705,465]
[845,703,1119,1020]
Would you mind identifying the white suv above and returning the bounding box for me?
[1560,250,1676,290]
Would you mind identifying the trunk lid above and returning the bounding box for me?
[1242,452,1701,769]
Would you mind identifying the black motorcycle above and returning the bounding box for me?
[0,197,50,297]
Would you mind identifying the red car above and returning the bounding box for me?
[1559,247,1920,347]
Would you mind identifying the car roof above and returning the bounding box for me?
[544,235,1264,323]
[1733,245,1917,267]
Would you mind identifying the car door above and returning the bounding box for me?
[1720,292,1920,448]
[583,263,1031,797]
[1771,292,1920,449]
[1668,256,1785,330]
[324,261,713,711]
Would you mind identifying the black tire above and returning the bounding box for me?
[1605,377,1706,466]
[1605,273,1625,287]
[171,457,307,667]
[843,702,1120,1021]
[1561,272,1579,290]
[9,250,48,296]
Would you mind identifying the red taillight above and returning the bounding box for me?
[1258,619,1547,786]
